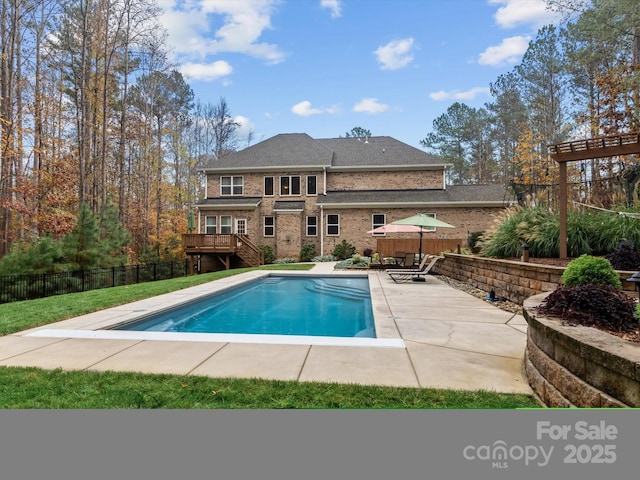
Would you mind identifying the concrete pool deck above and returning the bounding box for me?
[0,263,532,395]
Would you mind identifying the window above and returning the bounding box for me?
[306,216,318,236]
[372,214,386,235]
[205,216,217,234]
[263,216,275,237]
[326,214,339,236]
[220,215,232,234]
[264,176,274,196]
[421,213,437,232]
[221,176,243,195]
[306,175,317,195]
[280,176,301,196]
[235,219,247,235]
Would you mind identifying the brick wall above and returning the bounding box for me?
[326,170,443,190]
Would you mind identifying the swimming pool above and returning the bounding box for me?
[112,274,376,338]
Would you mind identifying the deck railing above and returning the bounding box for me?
[182,234,264,267]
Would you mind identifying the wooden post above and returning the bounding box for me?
[559,161,568,259]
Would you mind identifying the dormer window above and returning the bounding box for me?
[221,176,243,195]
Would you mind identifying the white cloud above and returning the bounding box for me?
[158,0,286,65]
[478,35,531,66]
[320,0,342,18]
[291,101,324,116]
[373,38,415,71]
[291,100,340,116]
[353,98,389,114]
[234,115,255,137]
[179,61,233,81]
[489,0,560,29]
[429,87,490,101]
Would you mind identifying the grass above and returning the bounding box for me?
[0,263,541,409]
[0,367,540,409]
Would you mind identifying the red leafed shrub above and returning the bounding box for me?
[535,284,637,333]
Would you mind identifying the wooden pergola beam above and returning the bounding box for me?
[550,132,640,163]
[548,131,640,259]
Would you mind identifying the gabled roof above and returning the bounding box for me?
[199,133,449,172]
[316,185,513,208]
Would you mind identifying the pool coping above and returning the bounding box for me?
[21,270,406,348]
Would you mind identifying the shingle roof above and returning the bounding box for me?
[316,136,445,168]
[316,185,514,207]
[195,197,262,209]
[199,133,447,171]
[201,133,333,170]
[274,201,305,211]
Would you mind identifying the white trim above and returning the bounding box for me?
[26,328,405,348]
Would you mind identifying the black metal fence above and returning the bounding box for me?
[0,260,189,304]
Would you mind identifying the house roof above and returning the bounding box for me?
[316,136,446,169]
[199,133,449,172]
[274,201,305,211]
[200,133,334,171]
[316,185,514,208]
[195,197,262,210]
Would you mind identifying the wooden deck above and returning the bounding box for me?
[182,234,264,270]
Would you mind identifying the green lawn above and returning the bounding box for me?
[0,367,540,409]
[0,264,541,409]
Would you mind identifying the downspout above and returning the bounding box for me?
[321,166,327,255]
[320,204,324,256]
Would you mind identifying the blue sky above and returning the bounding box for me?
[158,0,561,149]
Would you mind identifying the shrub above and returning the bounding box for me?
[561,255,622,289]
[467,231,484,253]
[363,248,373,257]
[311,255,337,262]
[605,240,640,270]
[332,240,355,260]
[259,245,275,264]
[537,284,637,332]
[352,253,361,264]
[300,243,317,262]
[273,257,297,264]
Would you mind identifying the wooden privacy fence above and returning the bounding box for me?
[375,238,465,258]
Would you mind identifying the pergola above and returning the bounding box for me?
[549,131,640,258]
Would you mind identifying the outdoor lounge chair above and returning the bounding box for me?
[386,254,432,274]
[388,255,444,283]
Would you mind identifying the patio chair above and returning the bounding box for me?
[388,255,444,283]
[402,252,415,268]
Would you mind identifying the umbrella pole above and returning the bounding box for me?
[413,230,426,282]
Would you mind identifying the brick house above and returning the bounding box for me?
[183,133,512,271]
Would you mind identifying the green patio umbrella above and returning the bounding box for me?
[391,213,455,267]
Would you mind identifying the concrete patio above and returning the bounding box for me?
[0,263,532,395]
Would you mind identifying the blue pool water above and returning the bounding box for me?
[113,275,376,338]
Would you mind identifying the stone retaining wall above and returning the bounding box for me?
[437,253,638,305]
[435,254,640,408]
[523,293,640,408]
